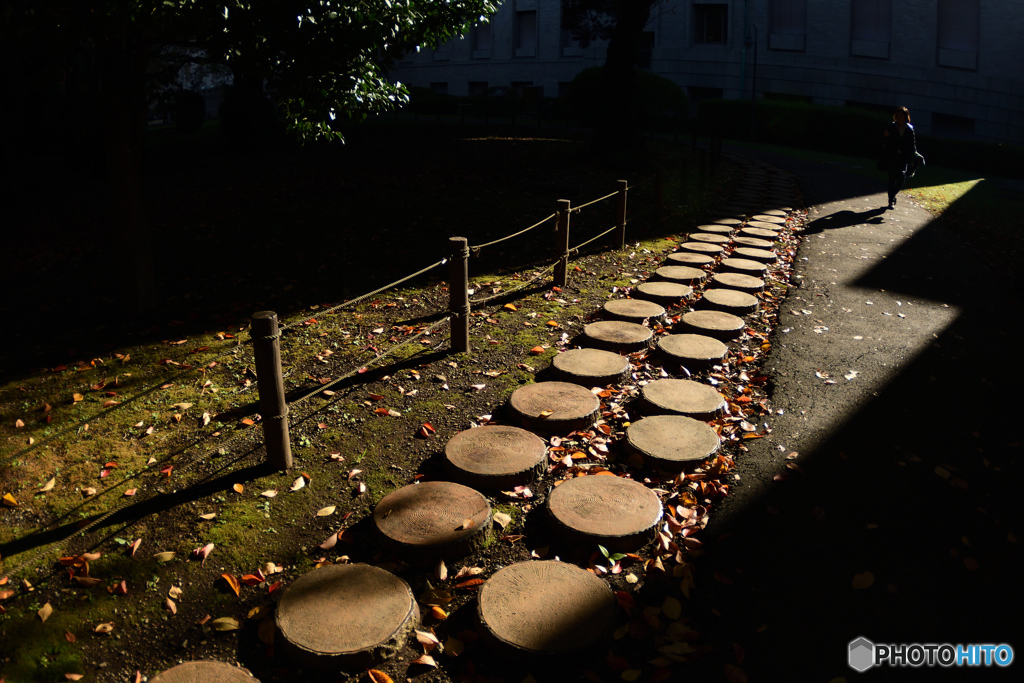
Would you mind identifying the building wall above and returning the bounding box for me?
[388,0,1024,143]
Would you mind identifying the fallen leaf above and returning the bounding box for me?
[64,630,76,643]
[445,636,465,657]
[38,602,53,622]
[153,552,176,563]
[73,576,103,588]
[168,585,183,599]
[222,573,241,596]
[102,400,118,408]
[411,654,438,668]
[724,664,748,683]
[662,596,682,620]
[38,478,56,493]
[81,487,96,497]
[65,674,84,681]
[454,578,484,590]
[165,598,177,615]
[492,512,512,529]
[72,393,84,403]
[415,629,441,652]
[240,574,262,586]
[123,489,137,497]
[434,559,447,582]
[94,622,115,634]
[316,506,336,517]
[320,532,339,549]
[367,671,394,683]
[210,616,241,631]
[232,483,244,493]
[14,419,24,428]
[194,543,214,566]
[290,476,305,492]
[852,572,875,590]
[128,539,142,557]
[261,490,278,498]
[2,493,18,507]
[258,617,276,645]
[199,513,217,520]
[530,346,545,355]
[430,606,448,620]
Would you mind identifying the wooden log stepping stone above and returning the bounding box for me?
[445,425,547,490]
[552,348,630,386]
[678,241,724,256]
[666,252,714,268]
[276,564,418,670]
[655,265,707,285]
[478,561,616,657]
[739,227,779,239]
[733,235,774,249]
[150,662,259,683]
[374,482,492,559]
[641,378,726,419]
[719,257,769,277]
[711,272,764,293]
[625,415,721,471]
[688,232,731,244]
[694,223,734,235]
[635,281,692,304]
[746,220,783,231]
[760,209,787,217]
[657,333,728,371]
[699,288,759,316]
[602,298,666,323]
[547,474,662,552]
[509,380,601,433]
[752,214,786,224]
[734,246,776,263]
[679,310,745,341]
[711,217,742,226]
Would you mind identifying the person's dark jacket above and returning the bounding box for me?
[882,122,917,171]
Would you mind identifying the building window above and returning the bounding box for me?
[560,2,582,56]
[516,11,538,57]
[937,0,979,69]
[851,0,892,59]
[769,0,806,51]
[693,4,727,44]
[473,22,492,50]
[637,31,655,68]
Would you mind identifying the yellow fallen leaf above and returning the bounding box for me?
[316,506,336,517]
[153,552,176,562]
[94,622,115,633]
[38,477,56,493]
[2,493,18,507]
[38,602,53,622]
[211,616,240,631]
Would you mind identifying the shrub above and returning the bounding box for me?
[565,67,689,124]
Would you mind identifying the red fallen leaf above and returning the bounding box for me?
[104,462,118,468]
[267,581,283,595]
[367,393,385,401]
[317,423,328,429]
[319,532,339,550]
[221,573,241,596]
[529,346,545,355]
[128,539,142,556]
[454,578,484,590]
[123,489,137,497]
[73,576,103,588]
[192,346,210,353]
[368,670,394,683]
[411,654,438,668]
[133,671,142,683]
[65,630,76,643]
[52,365,68,372]
[373,408,391,415]
[102,400,118,408]
[240,418,255,426]
[240,574,262,586]
[160,466,174,477]
[615,591,636,613]
[113,580,128,595]
[193,543,214,566]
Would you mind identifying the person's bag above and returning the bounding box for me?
[907,152,926,178]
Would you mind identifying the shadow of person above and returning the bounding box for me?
[803,207,887,235]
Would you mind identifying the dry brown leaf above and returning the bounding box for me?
[64,630,76,643]
[195,543,214,566]
[38,477,56,493]
[38,602,53,622]
[222,573,241,596]
[72,393,85,403]
[81,487,96,497]
[202,412,211,426]
[258,616,276,645]
[319,532,339,549]
[492,512,512,529]
[430,606,448,620]
[434,559,448,582]
[168,585,183,599]
[171,402,193,411]
[14,419,25,428]
[94,622,115,634]
[210,616,240,631]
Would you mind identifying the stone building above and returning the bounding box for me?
[387,0,1024,143]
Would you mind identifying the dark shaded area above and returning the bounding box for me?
[803,206,887,234]
[687,151,1022,680]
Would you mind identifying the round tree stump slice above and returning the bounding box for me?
[477,561,616,656]
[625,416,721,471]
[699,288,759,315]
[760,209,787,217]
[679,310,745,341]
[711,217,743,226]
[719,258,769,277]
[694,224,734,235]
[768,205,794,213]
[711,272,765,293]
[445,426,547,490]
[746,220,783,231]
[276,564,419,670]
[679,242,725,256]
[552,348,630,387]
[150,662,259,683]
[733,247,776,263]
[666,252,714,269]
[739,227,779,239]
[374,482,492,559]
[635,281,693,304]
[687,232,731,245]
[509,381,601,434]
[602,298,666,323]
[548,475,663,552]
[752,214,786,224]
[655,265,707,285]
[642,379,726,420]
[657,334,728,371]
[733,236,774,249]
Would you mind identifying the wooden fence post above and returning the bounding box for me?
[251,311,293,471]
[615,180,628,250]
[449,237,470,354]
[553,199,571,288]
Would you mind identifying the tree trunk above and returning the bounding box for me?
[592,0,656,155]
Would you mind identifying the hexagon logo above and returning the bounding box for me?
[849,637,875,672]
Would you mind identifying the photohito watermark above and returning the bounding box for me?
[849,637,1014,671]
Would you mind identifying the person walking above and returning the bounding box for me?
[881,106,918,209]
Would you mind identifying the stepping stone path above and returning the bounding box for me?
[547,474,663,551]
[625,415,721,471]
[150,662,259,682]
[508,380,601,433]
[445,425,547,490]
[276,564,419,670]
[478,561,616,657]
[551,347,630,386]
[272,158,803,673]
[602,298,666,323]
[373,481,492,559]
[641,378,726,420]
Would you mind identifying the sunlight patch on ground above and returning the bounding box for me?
[902,177,983,215]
